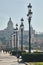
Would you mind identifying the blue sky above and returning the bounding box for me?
[0,0,43,33]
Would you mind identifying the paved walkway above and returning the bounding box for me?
[0,51,25,65]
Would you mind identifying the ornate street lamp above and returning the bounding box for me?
[13,32,16,50]
[15,24,18,53]
[20,18,24,51]
[27,3,32,53]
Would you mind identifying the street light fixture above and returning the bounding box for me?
[13,32,16,50]
[27,3,32,53]
[16,24,18,53]
[20,18,24,51]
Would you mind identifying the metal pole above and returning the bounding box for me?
[16,31,18,52]
[16,24,18,56]
[27,3,32,53]
[21,28,23,51]
[14,34,16,50]
[29,20,31,53]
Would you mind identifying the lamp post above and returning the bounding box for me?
[16,24,18,54]
[27,3,32,53]
[20,18,24,51]
[13,32,16,50]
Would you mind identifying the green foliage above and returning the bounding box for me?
[28,62,43,65]
[34,52,43,53]
[10,50,17,56]
[22,53,43,62]
[10,50,26,56]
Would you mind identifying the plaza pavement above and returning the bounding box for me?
[0,51,25,65]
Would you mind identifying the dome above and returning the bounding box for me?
[7,17,13,29]
[8,17,13,26]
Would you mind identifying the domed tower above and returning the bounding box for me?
[7,17,13,30]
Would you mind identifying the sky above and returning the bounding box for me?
[0,0,43,33]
